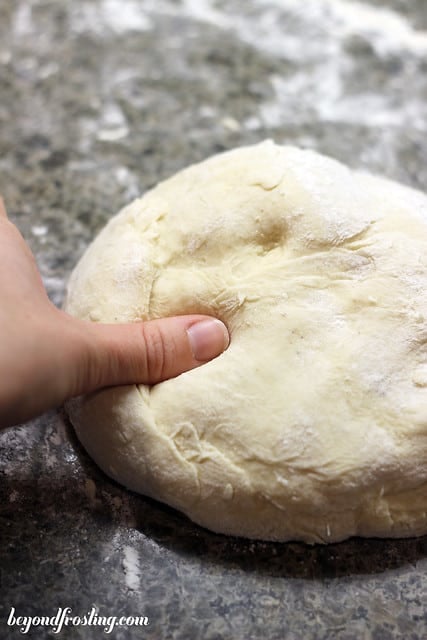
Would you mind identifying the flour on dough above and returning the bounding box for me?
[65,141,427,543]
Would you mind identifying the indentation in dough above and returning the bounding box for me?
[254,213,288,253]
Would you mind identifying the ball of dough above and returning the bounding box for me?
[65,141,427,543]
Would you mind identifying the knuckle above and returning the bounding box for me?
[141,322,174,381]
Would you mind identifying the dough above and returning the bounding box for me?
[65,141,427,543]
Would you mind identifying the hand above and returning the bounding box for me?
[0,198,229,428]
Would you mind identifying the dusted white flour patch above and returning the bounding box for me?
[123,545,141,592]
[65,141,427,543]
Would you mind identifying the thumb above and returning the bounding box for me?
[69,314,230,397]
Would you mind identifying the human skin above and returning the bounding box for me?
[0,198,229,428]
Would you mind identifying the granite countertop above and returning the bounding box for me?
[1,1,427,638]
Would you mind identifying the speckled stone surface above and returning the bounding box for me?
[1,1,427,638]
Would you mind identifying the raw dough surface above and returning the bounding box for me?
[65,141,427,543]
